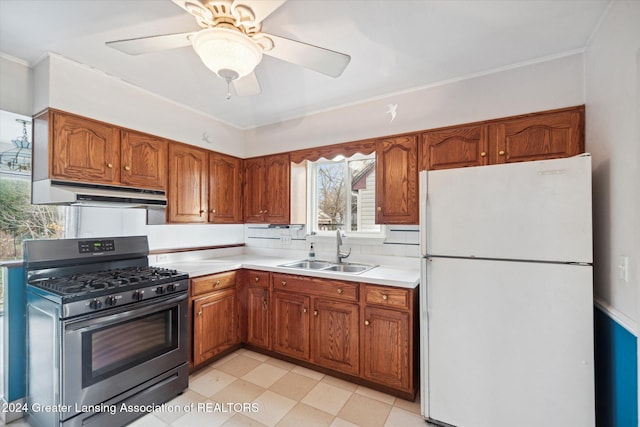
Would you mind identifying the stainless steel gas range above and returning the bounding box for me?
[24,236,189,427]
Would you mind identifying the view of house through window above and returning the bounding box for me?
[308,153,381,235]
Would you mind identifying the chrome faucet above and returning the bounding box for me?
[336,229,351,264]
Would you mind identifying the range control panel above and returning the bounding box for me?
[78,239,116,254]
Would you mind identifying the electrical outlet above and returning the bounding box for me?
[618,256,629,282]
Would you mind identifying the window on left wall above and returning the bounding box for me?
[0,110,66,261]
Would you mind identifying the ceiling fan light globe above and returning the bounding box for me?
[192,28,262,79]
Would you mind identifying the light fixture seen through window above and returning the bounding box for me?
[0,119,32,174]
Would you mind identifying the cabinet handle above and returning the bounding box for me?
[313,310,318,316]
[107,163,113,168]
[499,150,505,156]
[254,277,260,282]
[337,288,343,295]
[263,300,268,309]
[382,294,388,300]
[197,310,202,317]
[303,308,308,313]
[365,320,370,326]
[480,151,487,157]
[281,280,287,286]
[124,166,131,171]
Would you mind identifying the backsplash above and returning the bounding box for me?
[244,224,420,259]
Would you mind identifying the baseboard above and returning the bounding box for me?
[0,396,26,424]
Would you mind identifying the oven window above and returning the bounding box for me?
[82,307,178,387]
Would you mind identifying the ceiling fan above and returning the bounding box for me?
[106,0,351,98]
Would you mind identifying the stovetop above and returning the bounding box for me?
[28,266,189,301]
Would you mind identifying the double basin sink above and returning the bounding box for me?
[279,260,377,274]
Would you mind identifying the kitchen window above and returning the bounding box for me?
[307,153,382,237]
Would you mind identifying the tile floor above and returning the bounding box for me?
[135,348,427,427]
[4,348,428,427]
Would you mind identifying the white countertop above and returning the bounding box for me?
[154,254,419,289]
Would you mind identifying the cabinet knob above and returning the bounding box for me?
[210,209,216,214]
[214,280,221,287]
[281,280,287,287]
[499,150,505,156]
[197,310,202,317]
[264,210,268,214]
[480,151,487,157]
[303,308,308,313]
[107,163,113,169]
[382,294,388,300]
[365,320,370,326]
[254,276,260,282]
[263,300,268,309]
[337,288,344,295]
[259,210,264,214]
[377,206,382,211]
[124,166,131,171]
[313,310,318,316]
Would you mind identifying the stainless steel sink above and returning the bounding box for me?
[278,260,377,275]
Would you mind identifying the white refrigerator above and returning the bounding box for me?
[419,154,595,427]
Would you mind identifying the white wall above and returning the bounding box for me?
[0,55,32,116]
[244,53,585,156]
[585,0,640,335]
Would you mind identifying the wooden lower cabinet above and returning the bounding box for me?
[312,298,360,376]
[362,306,411,390]
[272,291,310,360]
[246,286,270,349]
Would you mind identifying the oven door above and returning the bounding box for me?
[61,291,188,416]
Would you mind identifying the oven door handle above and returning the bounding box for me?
[64,292,187,332]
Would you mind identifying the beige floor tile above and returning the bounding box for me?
[190,369,238,398]
[392,392,421,415]
[222,413,269,426]
[126,413,168,427]
[301,382,352,415]
[354,385,396,405]
[337,394,392,427]
[245,390,297,427]
[264,357,296,371]
[170,400,235,427]
[211,379,266,404]
[384,407,427,427]
[291,365,325,381]
[242,350,270,362]
[320,375,358,393]
[275,403,334,427]
[329,418,359,427]
[217,355,264,378]
[242,363,289,389]
[154,389,208,424]
[269,372,319,401]
[210,351,241,367]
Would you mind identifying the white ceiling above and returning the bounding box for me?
[0,0,610,129]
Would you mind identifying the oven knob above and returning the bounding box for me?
[166,284,176,292]
[89,299,102,310]
[132,290,144,301]
[155,286,165,295]
[105,296,117,306]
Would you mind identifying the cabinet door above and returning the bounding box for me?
[247,287,270,349]
[420,124,489,170]
[193,288,237,366]
[363,306,410,390]
[272,291,310,360]
[120,130,167,190]
[51,112,119,183]
[168,143,208,223]
[243,157,266,222]
[209,152,243,223]
[264,153,290,224]
[375,135,418,224]
[491,108,584,164]
[312,298,359,375]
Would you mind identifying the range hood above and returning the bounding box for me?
[32,179,167,209]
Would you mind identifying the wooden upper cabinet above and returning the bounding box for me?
[120,130,167,190]
[167,142,208,223]
[209,152,243,223]
[490,107,584,164]
[244,154,290,224]
[420,124,489,170]
[51,111,120,183]
[375,135,418,225]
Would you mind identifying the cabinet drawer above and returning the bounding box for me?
[192,271,236,296]
[247,270,270,288]
[271,273,358,302]
[364,285,410,310]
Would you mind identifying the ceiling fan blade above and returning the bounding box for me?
[233,72,261,96]
[263,33,351,78]
[106,32,194,55]
[233,0,287,24]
